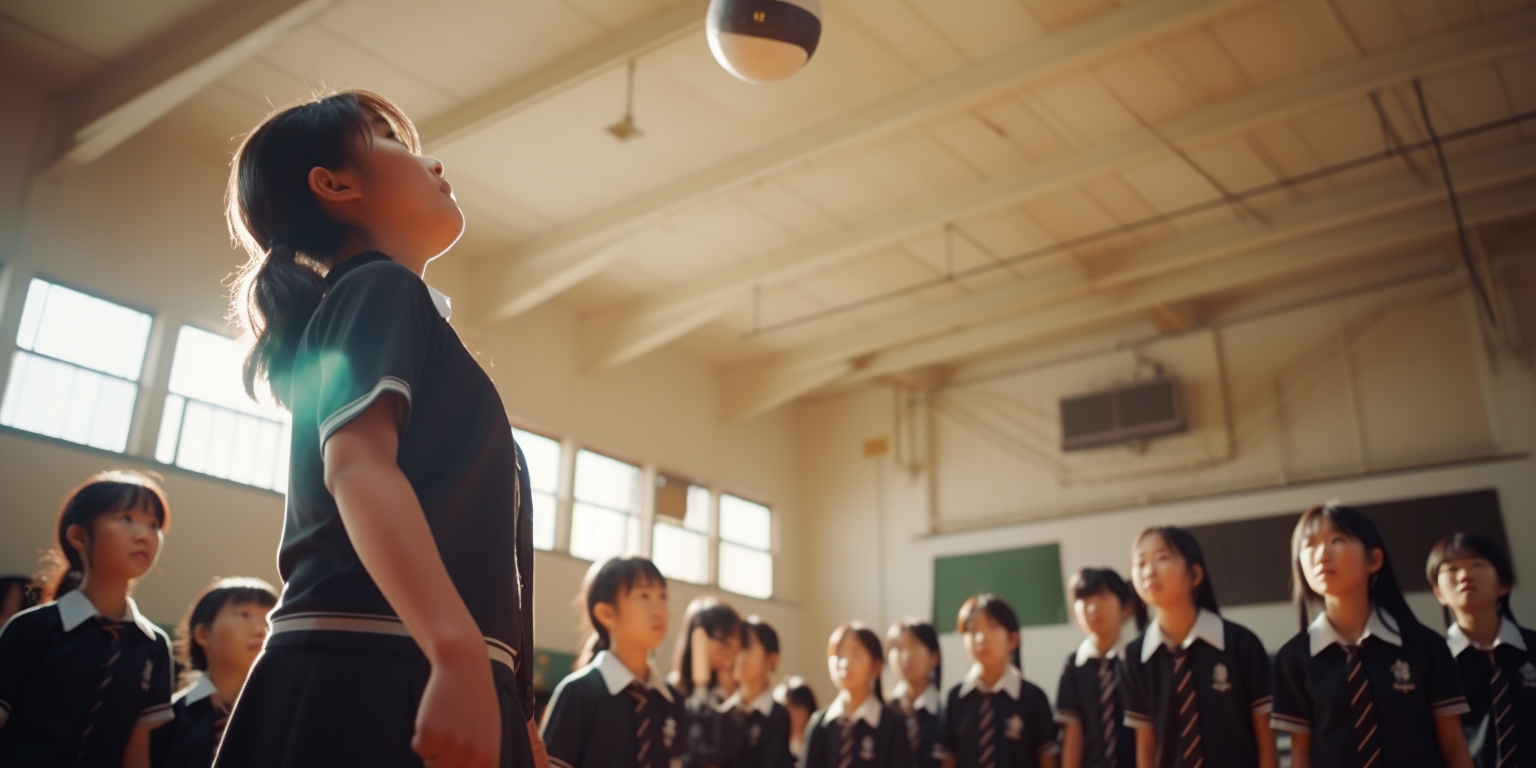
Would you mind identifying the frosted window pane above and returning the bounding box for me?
[571,502,639,562]
[531,491,556,551]
[0,351,136,453]
[574,450,638,512]
[167,326,284,418]
[718,542,773,599]
[719,495,771,550]
[653,524,707,584]
[684,485,710,533]
[513,429,561,495]
[18,279,151,380]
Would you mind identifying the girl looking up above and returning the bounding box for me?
[724,616,794,768]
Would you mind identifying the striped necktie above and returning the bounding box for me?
[1099,658,1119,767]
[902,698,920,755]
[1172,648,1203,768]
[978,692,997,768]
[1344,645,1381,768]
[1489,649,1517,767]
[80,617,125,756]
[627,681,655,768]
[838,714,855,768]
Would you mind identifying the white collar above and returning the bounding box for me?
[1308,608,1403,657]
[56,591,157,639]
[1142,609,1225,662]
[891,680,941,713]
[426,285,452,320]
[723,688,776,716]
[1075,636,1123,667]
[592,651,674,703]
[1448,618,1528,656]
[958,664,1023,699]
[825,691,883,729]
[178,674,218,705]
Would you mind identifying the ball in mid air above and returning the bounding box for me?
[706,0,822,83]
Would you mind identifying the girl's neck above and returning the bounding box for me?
[610,639,652,681]
[842,685,870,713]
[1323,591,1374,642]
[902,675,929,701]
[977,660,1008,687]
[205,662,251,704]
[1455,603,1503,647]
[1155,600,1199,646]
[738,678,768,705]
[334,238,427,278]
[76,575,129,624]
[1093,629,1119,656]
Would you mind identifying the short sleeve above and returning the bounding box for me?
[1424,629,1471,718]
[1055,656,1081,724]
[1237,627,1273,715]
[309,262,440,449]
[1119,651,1153,730]
[933,689,957,760]
[0,612,34,730]
[1269,644,1312,734]
[1028,687,1060,756]
[135,633,176,729]
[539,677,589,768]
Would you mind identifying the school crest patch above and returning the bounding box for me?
[1005,714,1024,741]
[1520,662,1536,688]
[749,723,761,746]
[141,659,154,692]
[663,716,677,748]
[860,735,876,760]
[1211,662,1232,693]
[1391,659,1416,693]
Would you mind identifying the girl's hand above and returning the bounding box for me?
[412,652,501,768]
[691,626,713,688]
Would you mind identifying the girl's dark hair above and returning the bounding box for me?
[1425,531,1516,626]
[774,675,818,713]
[887,617,942,690]
[741,615,780,656]
[1135,526,1220,615]
[35,471,171,602]
[0,575,40,620]
[670,596,743,695]
[1291,503,1421,632]
[576,557,667,669]
[1071,567,1149,630]
[227,89,420,407]
[957,594,1023,669]
[175,576,279,686]
[827,622,885,703]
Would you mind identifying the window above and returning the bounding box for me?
[717,494,773,599]
[0,279,152,451]
[513,428,560,551]
[154,326,291,491]
[651,474,710,584]
[570,450,641,562]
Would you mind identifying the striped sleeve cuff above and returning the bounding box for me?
[1251,695,1273,715]
[1124,711,1153,730]
[1432,697,1471,717]
[1269,712,1311,734]
[317,376,413,449]
[0,697,10,728]
[1055,709,1082,724]
[136,701,175,729]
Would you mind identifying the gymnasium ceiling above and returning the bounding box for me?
[3,0,1534,420]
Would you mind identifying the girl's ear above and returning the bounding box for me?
[307,165,363,203]
[591,601,619,634]
[767,652,780,674]
[65,523,90,560]
[1189,562,1205,589]
[1007,631,1021,653]
[1365,547,1385,576]
[193,622,214,655]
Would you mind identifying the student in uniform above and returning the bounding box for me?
[935,595,1059,768]
[215,89,539,768]
[773,676,818,763]
[804,623,913,768]
[670,597,748,766]
[152,577,279,768]
[1120,526,1275,768]
[541,557,684,768]
[886,618,942,768]
[1056,568,1145,768]
[1427,532,1536,767]
[723,616,794,768]
[1270,504,1473,768]
[0,471,176,768]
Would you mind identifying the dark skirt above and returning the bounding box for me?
[213,630,534,768]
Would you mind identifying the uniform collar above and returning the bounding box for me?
[1142,609,1225,662]
[57,590,157,639]
[891,681,941,713]
[723,688,776,716]
[593,651,674,703]
[1075,636,1123,667]
[1308,607,1402,656]
[959,664,1023,699]
[325,251,452,320]
[179,674,218,705]
[825,691,883,728]
[1447,618,1528,656]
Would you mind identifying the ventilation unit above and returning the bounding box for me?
[1059,378,1186,452]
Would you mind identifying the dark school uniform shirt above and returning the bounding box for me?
[935,664,1059,768]
[803,693,915,768]
[1056,637,1135,768]
[722,688,794,768]
[0,591,175,767]
[151,675,228,768]
[542,651,686,768]
[1271,608,1470,768]
[1448,619,1536,768]
[1121,609,1272,768]
[889,681,941,768]
[270,252,536,711]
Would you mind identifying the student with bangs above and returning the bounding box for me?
[1057,568,1145,768]
[935,595,1057,768]
[804,623,913,768]
[723,616,794,768]
[887,618,942,768]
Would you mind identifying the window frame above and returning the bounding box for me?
[650,470,712,585]
[568,446,645,563]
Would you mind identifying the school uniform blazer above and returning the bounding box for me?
[889,681,941,768]
[1121,610,1271,768]
[935,665,1059,768]
[722,688,795,768]
[1056,638,1134,768]
[0,591,175,768]
[541,651,686,768]
[151,675,226,768]
[1271,609,1471,768]
[803,694,914,768]
[1447,618,1536,768]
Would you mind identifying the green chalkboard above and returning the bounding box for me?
[532,648,580,694]
[932,543,1067,630]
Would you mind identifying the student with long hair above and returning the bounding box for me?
[887,618,942,768]
[1057,568,1144,768]
[1271,504,1473,768]
[724,617,794,768]
[805,623,913,768]
[936,595,1058,768]
[214,89,539,768]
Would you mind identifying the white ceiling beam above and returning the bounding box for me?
[583,10,1536,372]
[418,0,708,149]
[480,0,1266,321]
[718,141,1536,419]
[44,0,332,176]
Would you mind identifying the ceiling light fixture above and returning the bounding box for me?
[606,60,642,141]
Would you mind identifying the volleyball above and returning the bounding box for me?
[706,0,822,83]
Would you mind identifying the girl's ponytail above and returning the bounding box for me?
[237,241,326,406]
